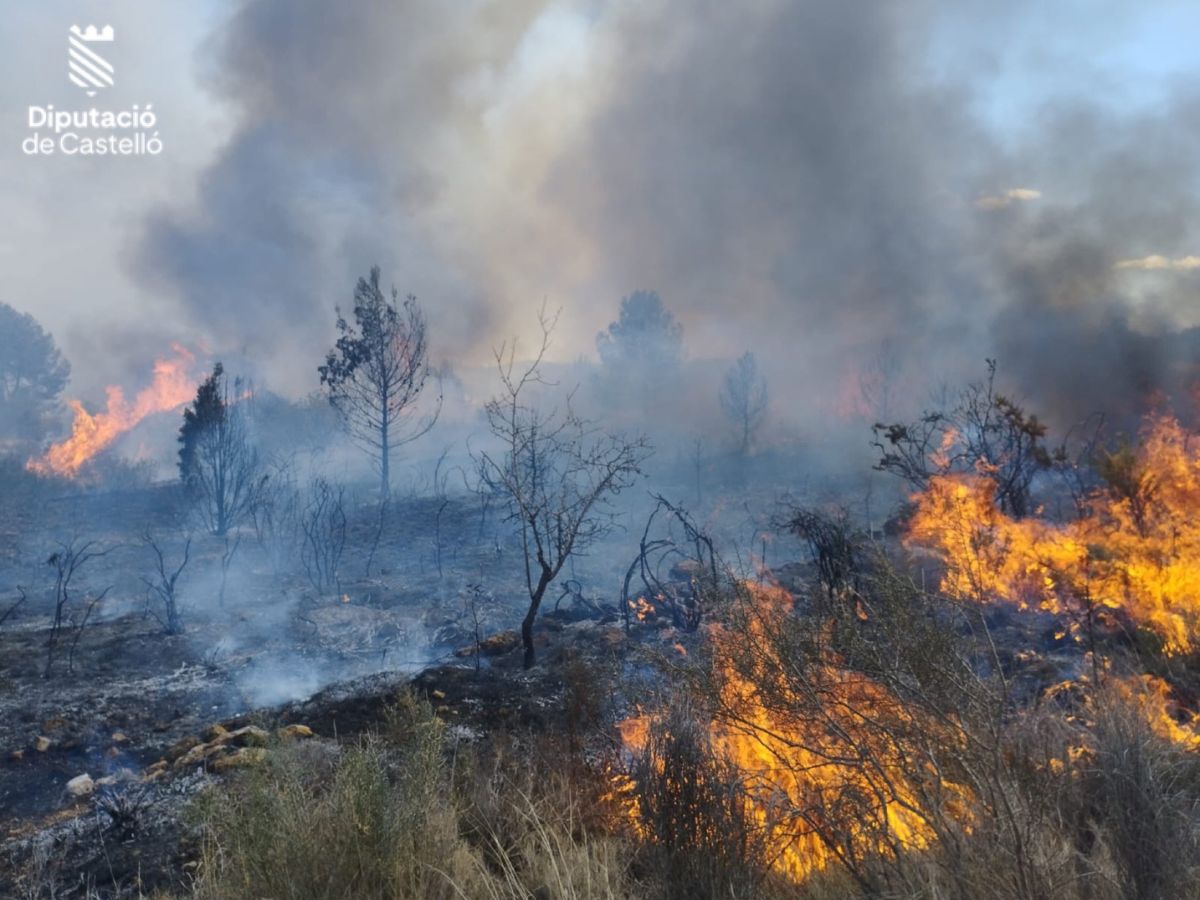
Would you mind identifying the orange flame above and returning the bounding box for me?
[1117,674,1200,749]
[630,597,655,622]
[906,412,1200,653]
[27,345,199,478]
[618,582,950,880]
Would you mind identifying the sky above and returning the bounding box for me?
[3,0,1200,425]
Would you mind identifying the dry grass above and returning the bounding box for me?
[188,691,636,900]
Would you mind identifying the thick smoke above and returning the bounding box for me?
[138,0,1200,429]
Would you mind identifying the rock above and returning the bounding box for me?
[173,741,218,770]
[111,731,129,744]
[202,724,229,742]
[165,734,201,762]
[95,769,136,788]
[277,724,313,741]
[224,725,270,748]
[209,747,267,773]
[66,774,94,798]
[9,749,24,762]
[34,736,51,752]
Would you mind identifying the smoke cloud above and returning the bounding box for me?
[50,0,1200,427]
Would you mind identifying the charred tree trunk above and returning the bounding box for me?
[380,406,390,499]
[522,565,554,669]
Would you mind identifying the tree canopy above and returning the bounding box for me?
[596,291,684,370]
[0,303,70,445]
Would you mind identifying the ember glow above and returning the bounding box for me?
[907,412,1200,653]
[27,345,199,478]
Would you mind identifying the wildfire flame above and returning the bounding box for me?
[27,345,199,478]
[1117,674,1200,749]
[618,581,948,880]
[907,412,1200,653]
[630,596,655,622]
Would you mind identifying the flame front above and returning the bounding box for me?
[27,345,198,478]
[907,412,1200,653]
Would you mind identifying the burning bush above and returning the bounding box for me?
[618,576,976,889]
[908,411,1200,654]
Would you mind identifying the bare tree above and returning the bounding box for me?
[218,532,241,609]
[141,532,191,635]
[719,351,768,456]
[44,539,112,677]
[318,266,442,498]
[477,308,652,667]
[301,477,346,595]
[252,456,301,578]
[430,446,455,578]
[181,364,265,536]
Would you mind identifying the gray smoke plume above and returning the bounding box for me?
[135,0,1200,428]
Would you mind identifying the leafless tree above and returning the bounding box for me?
[44,539,112,677]
[318,266,442,498]
[476,307,652,667]
[301,477,347,595]
[251,456,301,578]
[141,532,191,635]
[719,351,769,455]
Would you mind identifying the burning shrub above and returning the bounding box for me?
[622,701,775,898]
[28,344,197,479]
[907,411,1200,654]
[618,576,974,889]
[872,359,1051,518]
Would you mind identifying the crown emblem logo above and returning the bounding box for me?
[68,24,115,97]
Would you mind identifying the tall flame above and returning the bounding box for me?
[27,345,199,478]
